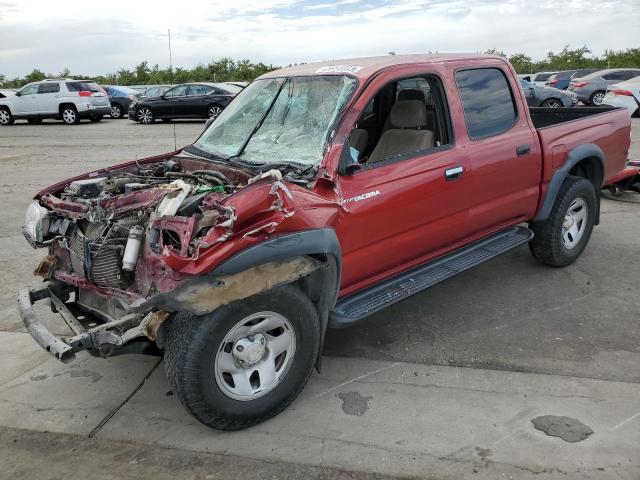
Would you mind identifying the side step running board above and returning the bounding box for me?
[330,226,533,327]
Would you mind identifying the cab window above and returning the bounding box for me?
[38,83,60,94]
[19,84,39,95]
[165,85,189,97]
[345,74,452,167]
[455,68,517,140]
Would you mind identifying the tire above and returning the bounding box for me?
[110,103,123,119]
[589,91,605,106]
[137,107,154,124]
[529,176,596,267]
[0,107,15,126]
[208,104,223,119]
[541,99,562,108]
[164,284,320,431]
[27,118,43,124]
[61,106,79,125]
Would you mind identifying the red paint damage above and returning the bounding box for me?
[35,153,342,306]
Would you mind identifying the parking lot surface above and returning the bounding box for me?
[0,118,639,479]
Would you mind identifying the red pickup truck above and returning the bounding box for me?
[19,54,631,430]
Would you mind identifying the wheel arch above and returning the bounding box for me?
[151,228,342,370]
[58,102,77,114]
[0,103,14,115]
[536,143,604,224]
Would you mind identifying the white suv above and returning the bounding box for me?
[0,79,110,125]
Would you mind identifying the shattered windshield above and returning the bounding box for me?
[193,75,357,166]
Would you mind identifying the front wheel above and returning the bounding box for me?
[163,284,320,431]
[529,176,596,267]
[137,107,154,124]
[0,108,15,126]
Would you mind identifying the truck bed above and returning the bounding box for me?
[529,106,618,129]
[533,105,631,188]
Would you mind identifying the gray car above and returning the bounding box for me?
[520,80,576,108]
[569,68,640,105]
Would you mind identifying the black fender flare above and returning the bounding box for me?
[211,228,342,370]
[535,143,605,223]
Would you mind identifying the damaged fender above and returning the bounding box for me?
[153,228,342,367]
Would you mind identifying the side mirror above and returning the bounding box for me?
[15,92,21,97]
[337,145,362,176]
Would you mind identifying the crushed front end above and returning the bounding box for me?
[18,153,327,362]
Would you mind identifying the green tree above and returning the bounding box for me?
[24,69,47,83]
[508,53,534,73]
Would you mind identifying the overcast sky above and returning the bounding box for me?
[1,0,638,78]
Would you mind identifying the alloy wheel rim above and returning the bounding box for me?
[214,311,296,401]
[562,197,588,249]
[0,111,8,124]
[593,92,604,105]
[138,108,152,123]
[111,105,121,117]
[547,100,561,108]
[62,109,76,124]
[208,106,222,118]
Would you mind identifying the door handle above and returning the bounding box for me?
[516,144,531,156]
[444,166,464,181]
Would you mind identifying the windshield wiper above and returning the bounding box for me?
[182,144,227,162]
[183,144,259,171]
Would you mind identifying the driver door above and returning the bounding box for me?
[14,84,40,114]
[157,85,188,117]
[334,72,474,295]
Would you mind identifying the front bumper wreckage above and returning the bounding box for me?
[18,285,159,363]
[18,256,321,363]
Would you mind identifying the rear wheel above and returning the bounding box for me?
[61,106,79,125]
[208,104,223,119]
[163,284,320,431]
[541,99,562,108]
[137,107,154,124]
[0,108,15,126]
[529,176,596,267]
[589,90,605,106]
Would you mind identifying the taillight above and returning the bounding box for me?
[78,91,92,97]
[549,79,559,85]
[573,82,588,87]
[611,89,633,96]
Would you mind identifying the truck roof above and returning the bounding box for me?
[259,53,505,81]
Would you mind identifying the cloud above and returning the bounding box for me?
[0,0,638,78]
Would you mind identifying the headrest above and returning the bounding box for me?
[390,100,428,129]
[397,89,425,103]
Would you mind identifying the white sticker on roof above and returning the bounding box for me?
[315,65,362,74]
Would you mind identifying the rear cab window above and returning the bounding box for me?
[455,68,518,140]
[38,83,60,94]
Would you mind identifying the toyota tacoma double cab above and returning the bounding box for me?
[19,54,632,430]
